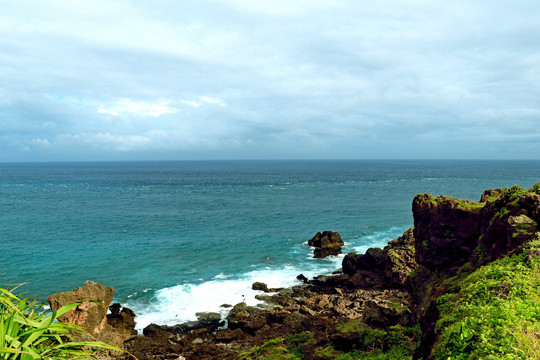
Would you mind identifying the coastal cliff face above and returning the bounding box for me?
[413,185,540,275]
[50,182,540,359]
[410,184,540,359]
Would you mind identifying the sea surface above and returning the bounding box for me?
[1,160,538,330]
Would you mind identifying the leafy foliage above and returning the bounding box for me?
[238,338,299,360]
[433,249,540,359]
[529,182,540,195]
[0,284,122,359]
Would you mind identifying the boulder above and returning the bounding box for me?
[314,247,342,258]
[47,280,114,334]
[195,312,223,331]
[308,231,344,258]
[107,303,137,335]
[252,282,269,292]
[226,302,268,334]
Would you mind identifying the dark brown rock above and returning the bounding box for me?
[480,188,507,203]
[342,228,417,288]
[107,303,137,335]
[413,194,482,273]
[477,188,540,263]
[215,328,245,343]
[308,231,344,258]
[252,282,269,292]
[226,302,268,335]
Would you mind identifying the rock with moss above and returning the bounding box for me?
[412,194,483,274]
[308,230,344,258]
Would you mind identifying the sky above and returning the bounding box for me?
[1,0,539,161]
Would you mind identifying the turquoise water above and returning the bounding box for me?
[1,160,538,329]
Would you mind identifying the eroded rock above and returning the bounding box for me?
[47,280,114,335]
[308,231,344,258]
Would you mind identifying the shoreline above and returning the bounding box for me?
[43,182,540,359]
[119,227,410,332]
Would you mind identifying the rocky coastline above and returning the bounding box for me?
[48,182,540,359]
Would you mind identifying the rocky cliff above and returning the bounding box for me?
[50,182,540,359]
[409,183,540,359]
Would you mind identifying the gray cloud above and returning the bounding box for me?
[1,0,539,161]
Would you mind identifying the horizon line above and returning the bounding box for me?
[1,158,539,164]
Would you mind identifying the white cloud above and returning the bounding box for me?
[31,138,52,147]
[179,100,203,108]
[1,0,540,160]
[98,99,177,118]
[200,97,226,106]
[55,132,151,152]
[180,97,226,108]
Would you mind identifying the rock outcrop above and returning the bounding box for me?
[410,184,540,359]
[47,280,114,335]
[412,194,483,274]
[413,185,540,274]
[342,227,417,288]
[107,303,137,335]
[308,230,344,258]
[47,280,137,351]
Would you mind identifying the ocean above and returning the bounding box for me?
[1,160,538,330]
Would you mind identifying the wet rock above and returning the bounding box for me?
[308,231,344,258]
[252,281,269,292]
[195,312,223,331]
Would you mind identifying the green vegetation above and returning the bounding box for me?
[505,185,527,199]
[432,248,540,359]
[238,337,299,360]
[455,200,485,212]
[494,206,510,220]
[0,284,121,359]
[504,185,527,208]
[238,324,420,359]
[510,215,537,238]
[529,183,540,195]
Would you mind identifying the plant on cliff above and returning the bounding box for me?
[432,247,540,359]
[0,284,122,359]
[238,324,421,359]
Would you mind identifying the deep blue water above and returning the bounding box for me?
[1,160,538,328]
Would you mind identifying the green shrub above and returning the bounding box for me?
[528,182,540,195]
[0,284,121,359]
[433,249,540,359]
[239,338,299,360]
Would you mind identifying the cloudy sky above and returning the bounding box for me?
[1,0,539,161]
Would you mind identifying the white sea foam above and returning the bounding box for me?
[125,227,406,331]
[126,261,342,331]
